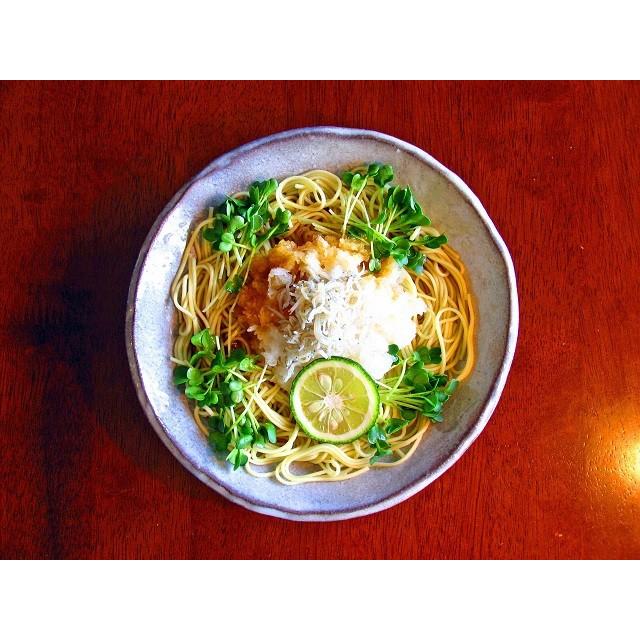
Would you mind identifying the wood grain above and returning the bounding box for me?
[1,81,639,559]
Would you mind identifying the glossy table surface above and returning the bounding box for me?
[1,81,639,559]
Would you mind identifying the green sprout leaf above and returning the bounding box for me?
[422,234,448,249]
[236,434,253,449]
[368,423,392,465]
[388,344,400,365]
[172,365,189,386]
[186,367,204,385]
[445,379,459,395]
[275,208,291,225]
[367,163,381,177]
[226,448,249,470]
[385,417,410,435]
[191,329,214,351]
[228,215,246,233]
[185,385,206,401]
[208,430,230,453]
[374,164,394,187]
[249,214,264,233]
[413,346,442,365]
[224,276,243,294]
[342,171,355,187]
[202,227,220,243]
[264,422,277,444]
[367,425,386,445]
[351,173,366,191]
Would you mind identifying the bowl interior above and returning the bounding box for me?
[127,127,517,520]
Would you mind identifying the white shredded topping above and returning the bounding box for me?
[258,244,426,384]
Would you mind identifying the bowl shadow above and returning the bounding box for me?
[60,174,211,498]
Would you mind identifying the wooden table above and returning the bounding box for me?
[1,81,639,559]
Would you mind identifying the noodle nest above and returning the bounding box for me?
[170,169,475,484]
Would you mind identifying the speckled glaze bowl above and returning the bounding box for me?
[126,127,518,521]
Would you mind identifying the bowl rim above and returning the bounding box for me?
[125,126,519,521]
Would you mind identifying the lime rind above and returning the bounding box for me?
[289,356,380,444]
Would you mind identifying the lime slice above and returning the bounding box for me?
[290,357,380,444]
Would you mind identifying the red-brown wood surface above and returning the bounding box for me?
[1,81,639,559]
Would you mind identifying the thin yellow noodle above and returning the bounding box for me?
[170,168,476,484]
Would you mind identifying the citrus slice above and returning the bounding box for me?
[289,357,379,444]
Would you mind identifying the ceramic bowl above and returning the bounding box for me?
[126,127,518,521]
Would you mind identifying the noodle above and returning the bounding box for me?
[170,169,475,484]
